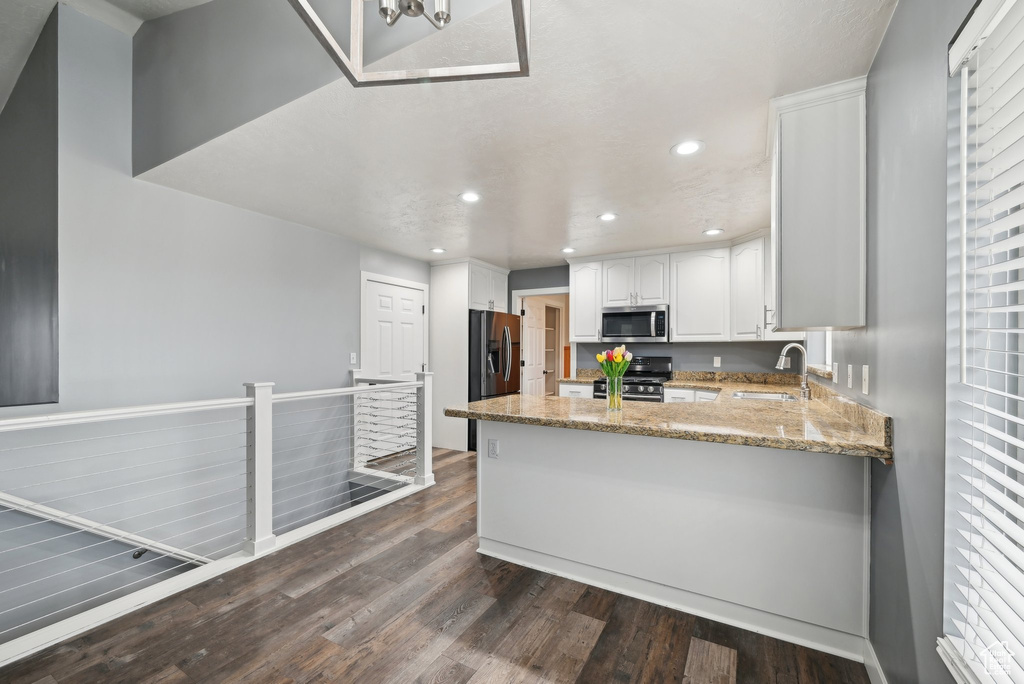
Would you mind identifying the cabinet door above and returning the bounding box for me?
[490,270,508,312]
[730,238,764,341]
[635,254,670,305]
[669,249,730,342]
[774,91,865,329]
[569,262,602,342]
[664,388,695,403]
[602,258,635,307]
[763,235,805,342]
[558,383,593,399]
[469,264,493,310]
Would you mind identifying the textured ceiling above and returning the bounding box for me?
[0,0,212,111]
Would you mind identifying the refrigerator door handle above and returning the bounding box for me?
[503,326,512,382]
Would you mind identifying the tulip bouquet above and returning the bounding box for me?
[596,345,632,411]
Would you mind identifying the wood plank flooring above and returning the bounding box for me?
[1,449,871,684]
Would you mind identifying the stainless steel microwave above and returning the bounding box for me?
[601,305,669,343]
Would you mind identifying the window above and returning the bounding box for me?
[944,1,1024,681]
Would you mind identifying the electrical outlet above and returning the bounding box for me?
[862,365,870,395]
[487,439,500,459]
[832,362,839,384]
[713,356,721,368]
[847,364,854,389]
[350,352,357,364]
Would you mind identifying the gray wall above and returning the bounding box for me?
[0,9,58,407]
[825,0,971,681]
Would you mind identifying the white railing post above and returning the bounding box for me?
[415,372,434,486]
[244,382,276,556]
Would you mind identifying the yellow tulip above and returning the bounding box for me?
[596,353,606,363]
[613,352,623,363]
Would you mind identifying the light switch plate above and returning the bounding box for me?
[862,365,869,395]
[350,352,357,364]
[713,356,721,368]
[487,439,500,459]
[847,365,854,389]
[832,363,839,384]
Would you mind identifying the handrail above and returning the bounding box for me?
[352,376,419,385]
[0,491,211,566]
[0,397,254,433]
[273,381,422,404]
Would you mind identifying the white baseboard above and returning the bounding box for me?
[0,482,430,670]
[478,537,871,663]
[863,639,889,684]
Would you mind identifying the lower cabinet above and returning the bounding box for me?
[558,383,594,399]
[664,388,720,403]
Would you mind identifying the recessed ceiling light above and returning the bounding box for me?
[431,248,447,254]
[561,247,576,254]
[702,228,724,236]
[460,191,480,203]
[672,140,705,156]
[598,213,617,222]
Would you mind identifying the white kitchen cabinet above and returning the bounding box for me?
[769,78,866,330]
[602,258,635,307]
[602,255,669,307]
[730,237,764,341]
[695,390,719,402]
[469,263,508,312]
[570,262,602,342]
[664,388,695,403]
[763,235,805,342]
[669,248,730,342]
[558,383,594,399]
[635,255,670,305]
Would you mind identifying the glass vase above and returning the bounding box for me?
[607,376,623,411]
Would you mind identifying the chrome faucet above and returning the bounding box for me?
[776,343,811,399]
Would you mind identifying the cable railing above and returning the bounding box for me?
[0,372,433,666]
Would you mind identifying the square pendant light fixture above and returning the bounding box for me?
[288,0,530,87]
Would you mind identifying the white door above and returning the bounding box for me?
[670,249,730,342]
[521,299,546,396]
[361,279,426,380]
[602,258,635,307]
[730,238,764,341]
[634,254,670,305]
[569,262,602,342]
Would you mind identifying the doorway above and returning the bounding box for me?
[517,292,569,396]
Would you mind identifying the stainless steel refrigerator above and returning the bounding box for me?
[468,310,521,451]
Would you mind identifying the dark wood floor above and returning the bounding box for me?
[2,449,871,684]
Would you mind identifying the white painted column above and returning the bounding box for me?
[415,372,435,486]
[244,382,276,556]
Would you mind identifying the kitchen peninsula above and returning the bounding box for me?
[445,374,891,662]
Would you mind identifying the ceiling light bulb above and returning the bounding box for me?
[561,247,576,254]
[599,213,617,221]
[673,140,705,156]
[703,228,724,236]
[431,248,447,254]
[460,191,480,203]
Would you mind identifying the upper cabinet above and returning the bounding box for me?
[469,263,508,312]
[669,248,730,342]
[569,262,602,342]
[601,255,669,307]
[730,237,764,341]
[769,78,866,330]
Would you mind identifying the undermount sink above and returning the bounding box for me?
[732,391,798,402]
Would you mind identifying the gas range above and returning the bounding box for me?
[592,356,672,403]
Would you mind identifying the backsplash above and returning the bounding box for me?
[576,342,795,374]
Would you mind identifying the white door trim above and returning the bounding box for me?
[512,287,571,388]
[360,272,430,376]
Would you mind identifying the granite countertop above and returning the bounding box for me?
[446,374,892,460]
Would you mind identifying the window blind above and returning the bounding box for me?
[948,1,1024,681]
